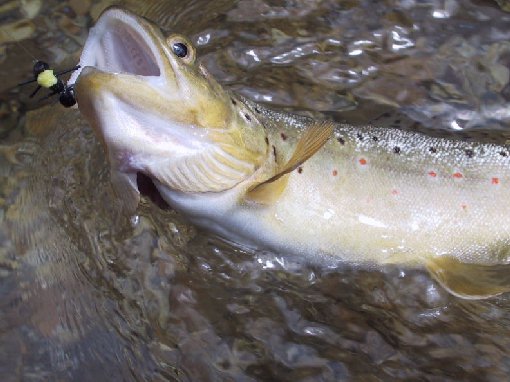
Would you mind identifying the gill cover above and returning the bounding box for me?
[73,8,267,213]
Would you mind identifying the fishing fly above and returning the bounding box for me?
[3,26,80,107]
[18,60,80,107]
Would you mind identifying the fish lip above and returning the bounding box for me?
[77,66,99,78]
[69,7,167,85]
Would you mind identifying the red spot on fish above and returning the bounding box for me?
[492,177,500,185]
[428,171,437,178]
[453,172,463,179]
[332,169,338,176]
[280,132,287,141]
[461,204,467,211]
[359,158,367,165]
[391,189,399,195]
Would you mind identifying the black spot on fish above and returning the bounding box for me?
[231,98,237,106]
[272,145,277,161]
[393,146,401,154]
[394,119,401,124]
[337,137,345,145]
[500,151,508,157]
[245,114,251,121]
[372,136,378,142]
[465,149,474,158]
[298,166,303,174]
[429,147,437,154]
[255,107,261,113]
[265,137,269,145]
[357,133,363,140]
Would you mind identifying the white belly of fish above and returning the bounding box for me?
[155,150,510,266]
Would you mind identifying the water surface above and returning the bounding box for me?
[1,0,510,380]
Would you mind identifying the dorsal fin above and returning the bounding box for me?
[245,121,334,204]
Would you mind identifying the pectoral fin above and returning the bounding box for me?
[244,174,290,204]
[427,256,510,299]
[245,121,334,204]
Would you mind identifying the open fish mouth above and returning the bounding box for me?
[70,8,164,83]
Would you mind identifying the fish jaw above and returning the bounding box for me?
[72,8,268,213]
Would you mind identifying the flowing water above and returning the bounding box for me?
[1,0,510,380]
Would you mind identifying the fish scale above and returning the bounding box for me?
[73,8,510,299]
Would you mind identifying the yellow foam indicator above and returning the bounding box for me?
[37,70,58,88]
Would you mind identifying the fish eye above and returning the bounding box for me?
[172,42,188,58]
[167,35,196,64]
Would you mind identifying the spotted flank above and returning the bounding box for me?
[326,124,510,194]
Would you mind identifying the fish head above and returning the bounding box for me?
[72,8,268,212]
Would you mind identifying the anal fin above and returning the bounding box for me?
[427,256,510,299]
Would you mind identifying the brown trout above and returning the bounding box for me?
[70,8,510,299]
